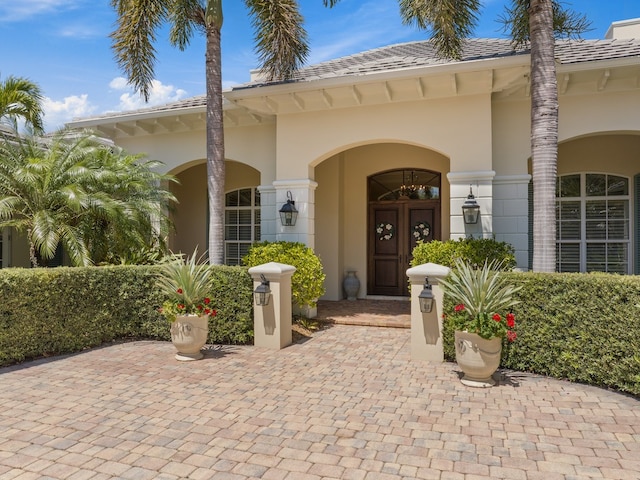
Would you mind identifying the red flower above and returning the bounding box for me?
[204,298,211,304]
[506,313,516,328]
[506,330,517,342]
[177,288,183,294]
[454,304,465,312]
[211,310,217,317]
[177,303,185,310]
[204,308,211,315]
[492,313,501,322]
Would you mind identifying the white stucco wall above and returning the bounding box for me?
[275,94,493,179]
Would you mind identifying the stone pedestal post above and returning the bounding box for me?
[248,262,296,350]
[406,263,451,362]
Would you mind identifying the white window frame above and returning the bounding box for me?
[224,187,260,266]
[556,173,631,274]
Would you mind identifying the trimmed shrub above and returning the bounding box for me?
[411,237,516,270]
[443,271,640,396]
[243,241,326,308]
[0,264,254,367]
[207,266,254,345]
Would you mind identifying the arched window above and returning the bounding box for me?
[368,169,441,201]
[224,188,260,266]
[556,173,630,273]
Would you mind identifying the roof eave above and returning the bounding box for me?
[226,54,530,101]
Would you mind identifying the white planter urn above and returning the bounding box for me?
[454,331,502,387]
[170,314,209,361]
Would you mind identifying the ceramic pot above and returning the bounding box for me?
[343,271,360,301]
[454,331,502,387]
[170,314,209,361]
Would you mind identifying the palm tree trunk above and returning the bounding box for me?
[27,230,38,268]
[205,22,225,265]
[529,0,558,272]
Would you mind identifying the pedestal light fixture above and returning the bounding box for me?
[462,185,480,224]
[279,191,298,226]
[254,274,271,306]
[418,277,435,313]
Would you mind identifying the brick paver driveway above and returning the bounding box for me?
[1,325,638,479]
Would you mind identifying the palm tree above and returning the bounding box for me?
[0,132,104,266]
[0,74,44,134]
[0,131,176,267]
[81,146,177,265]
[500,0,587,272]
[110,0,309,265]
[327,0,587,272]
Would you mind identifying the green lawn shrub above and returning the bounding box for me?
[243,241,326,308]
[412,237,516,270]
[0,264,254,367]
[442,271,640,396]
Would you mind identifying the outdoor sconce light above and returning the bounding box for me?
[254,274,271,306]
[462,185,481,224]
[418,277,435,313]
[279,191,298,226]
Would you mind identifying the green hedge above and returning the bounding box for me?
[412,237,516,270]
[0,265,254,367]
[443,271,640,396]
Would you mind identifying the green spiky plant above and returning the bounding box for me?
[440,259,521,341]
[157,249,216,322]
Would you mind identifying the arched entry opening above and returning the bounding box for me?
[528,133,640,273]
[169,160,261,262]
[368,169,441,296]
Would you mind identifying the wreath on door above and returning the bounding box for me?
[413,221,431,242]
[376,222,395,241]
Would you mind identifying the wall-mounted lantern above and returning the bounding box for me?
[418,277,435,313]
[254,274,271,306]
[462,185,480,224]
[279,191,298,226]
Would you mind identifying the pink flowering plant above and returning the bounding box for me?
[156,249,217,322]
[440,259,521,342]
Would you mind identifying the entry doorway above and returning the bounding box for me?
[367,169,441,296]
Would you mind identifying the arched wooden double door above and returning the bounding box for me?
[367,169,441,297]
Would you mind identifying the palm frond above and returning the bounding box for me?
[400,0,481,60]
[245,0,309,81]
[110,0,169,100]
[0,75,44,134]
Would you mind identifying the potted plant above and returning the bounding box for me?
[157,250,216,361]
[440,259,521,387]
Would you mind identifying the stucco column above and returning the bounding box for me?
[447,170,496,240]
[492,174,532,270]
[257,185,277,243]
[272,179,318,248]
[248,262,296,350]
[406,262,451,362]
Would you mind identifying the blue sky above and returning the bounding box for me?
[1,0,639,132]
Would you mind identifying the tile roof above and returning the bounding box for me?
[71,37,640,122]
[236,37,640,88]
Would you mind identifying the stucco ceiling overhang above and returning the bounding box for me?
[67,53,639,140]
[225,55,533,115]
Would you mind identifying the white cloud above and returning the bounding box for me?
[0,0,82,22]
[57,24,104,39]
[109,77,189,111]
[109,77,130,90]
[42,94,96,132]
